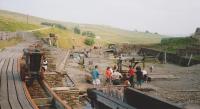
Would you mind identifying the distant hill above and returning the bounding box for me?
[0,9,168,44]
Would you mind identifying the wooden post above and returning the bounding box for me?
[164,51,167,64]
[188,54,193,66]
[143,56,145,69]
[49,38,52,46]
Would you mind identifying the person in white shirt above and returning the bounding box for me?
[142,70,148,83]
[111,71,122,85]
[150,65,154,73]
[109,67,114,75]
[42,58,48,71]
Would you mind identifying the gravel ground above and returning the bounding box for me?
[145,63,200,108]
[62,48,200,108]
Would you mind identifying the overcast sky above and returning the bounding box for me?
[0,0,200,35]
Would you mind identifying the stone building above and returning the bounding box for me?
[193,27,200,40]
[195,28,200,35]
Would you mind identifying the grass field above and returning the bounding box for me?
[0,36,22,49]
[0,16,40,32]
[33,28,87,48]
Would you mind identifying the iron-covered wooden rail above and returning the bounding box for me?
[87,88,183,109]
[87,88,136,109]
[124,88,182,109]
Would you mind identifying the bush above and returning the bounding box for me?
[74,27,81,34]
[84,38,95,46]
[41,22,66,30]
[82,31,95,38]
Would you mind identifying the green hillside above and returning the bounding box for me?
[0,16,40,32]
[0,10,166,44]
[151,37,199,53]
[0,14,39,49]
[79,25,162,44]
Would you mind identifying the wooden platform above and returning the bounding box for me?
[0,53,35,109]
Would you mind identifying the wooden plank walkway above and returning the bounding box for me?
[0,54,34,109]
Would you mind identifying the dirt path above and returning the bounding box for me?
[0,32,39,56]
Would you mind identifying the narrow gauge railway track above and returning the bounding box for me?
[19,47,72,109]
[0,57,70,109]
[25,73,72,109]
[0,51,71,109]
[0,56,71,109]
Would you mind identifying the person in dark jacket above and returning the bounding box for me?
[135,66,143,88]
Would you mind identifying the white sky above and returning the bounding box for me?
[0,0,200,35]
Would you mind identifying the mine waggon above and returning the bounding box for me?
[20,47,45,86]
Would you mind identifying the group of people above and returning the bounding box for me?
[91,65,122,88]
[127,65,146,88]
[105,65,122,85]
[90,64,151,88]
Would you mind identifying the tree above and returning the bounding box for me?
[154,32,158,34]
[84,38,95,46]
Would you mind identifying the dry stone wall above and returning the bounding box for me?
[0,32,20,40]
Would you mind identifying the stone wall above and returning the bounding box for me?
[139,48,200,66]
[176,48,200,56]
